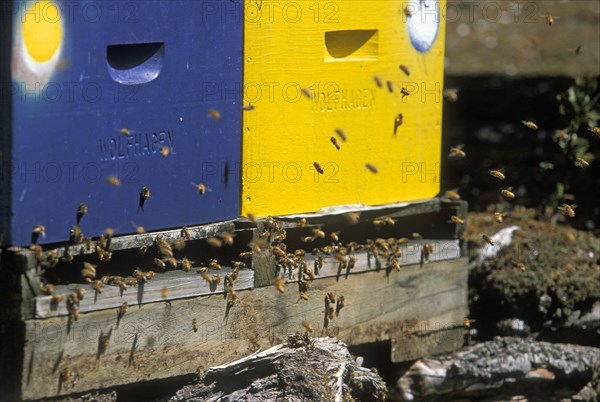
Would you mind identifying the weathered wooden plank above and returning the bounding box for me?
[34,268,255,319]
[274,199,441,227]
[297,239,461,280]
[48,221,236,259]
[391,326,466,362]
[19,258,468,400]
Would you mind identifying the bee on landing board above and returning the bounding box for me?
[76,202,88,224]
[394,113,403,137]
[105,176,121,187]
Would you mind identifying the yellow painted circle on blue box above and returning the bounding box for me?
[22,1,63,63]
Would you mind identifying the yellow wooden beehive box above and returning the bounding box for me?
[242,0,446,217]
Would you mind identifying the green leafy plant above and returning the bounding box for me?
[543,78,599,211]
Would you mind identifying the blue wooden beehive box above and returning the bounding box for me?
[1,0,243,245]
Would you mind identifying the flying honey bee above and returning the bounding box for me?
[444,189,461,201]
[588,127,600,137]
[246,213,257,223]
[301,87,313,100]
[301,236,315,243]
[138,186,151,212]
[345,212,360,224]
[76,202,88,224]
[443,88,459,102]
[154,258,166,268]
[494,212,506,223]
[448,145,466,158]
[160,146,172,157]
[173,237,186,251]
[207,108,221,120]
[543,14,558,26]
[517,262,526,272]
[120,128,133,136]
[450,215,464,225]
[161,287,169,299]
[403,6,413,18]
[501,189,515,199]
[482,234,494,246]
[400,87,410,99]
[373,76,383,88]
[180,257,193,271]
[399,64,410,76]
[219,231,235,246]
[372,219,385,228]
[490,169,506,180]
[330,231,340,242]
[192,319,199,332]
[386,80,394,93]
[423,243,433,261]
[81,262,97,279]
[275,276,285,293]
[32,225,46,242]
[558,203,576,218]
[105,176,121,187]
[521,120,539,130]
[334,128,348,142]
[242,104,255,111]
[575,158,589,168]
[312,229,325,239]
[365,163,379,174]
[385,217,396,226]
[463,317,476,328]
[298,218,307,228]
[302,320,313,333]
[131,221,145,234]
[75,286,85,301]
[394,113,403,137]
[313,162,324,174]
[412,232,422,239]
[191,182,212,195]
[299,291,309,301]
[206,237,223,248]
[330,136,341,150]
[565,231,576,243]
